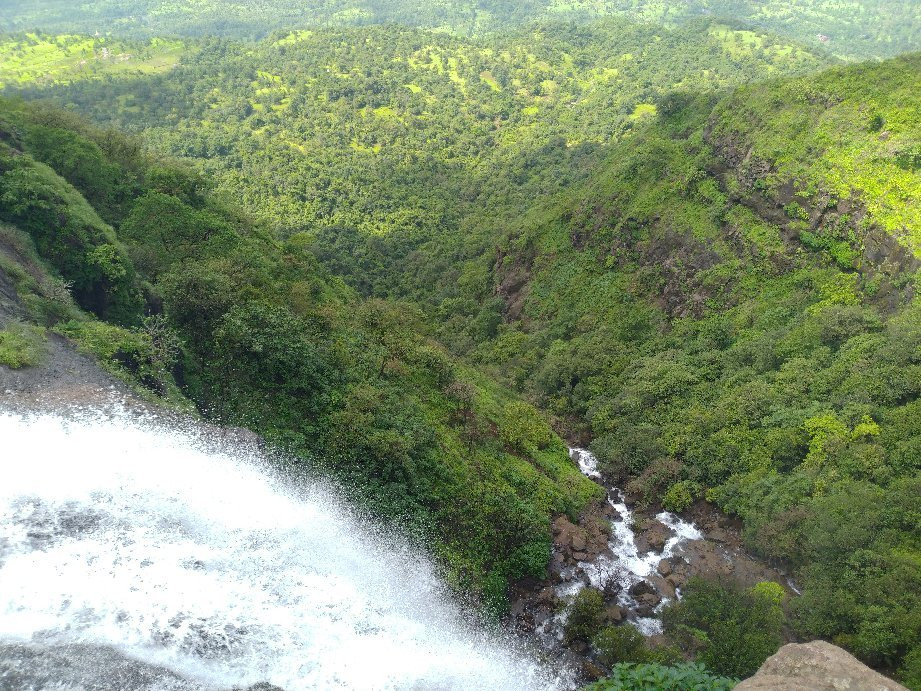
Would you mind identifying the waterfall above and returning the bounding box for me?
[0,408,568,691]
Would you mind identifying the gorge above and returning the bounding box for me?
[1,1,920,688]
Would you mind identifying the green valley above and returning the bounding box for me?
[1,1,920,689]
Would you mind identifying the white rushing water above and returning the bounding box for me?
[0,409,569,691]
[563,449,703,635]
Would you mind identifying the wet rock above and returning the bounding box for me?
[628,580,658,598]
[666,573,685,588]
[515,612,536,633]
[552,507,611,565]
[629,580,662,616]
[735,641,908,690]
[245,684,286,691]
[633,518,674,554]
[536,586,557,607]
[603,605,624,624]
[635,593,662,617]
[0,642,208,690]
[582,660,605,681]
[707,527,731,544]
[657,559,672,577]
[600,501,621,522]
[649,575,675,600]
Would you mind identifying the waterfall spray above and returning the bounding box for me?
[0,408,567,690]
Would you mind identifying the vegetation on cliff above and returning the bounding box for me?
[0,96,600,610]
[1,1,920,686]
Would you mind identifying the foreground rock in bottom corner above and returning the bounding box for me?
[736,640,908,691]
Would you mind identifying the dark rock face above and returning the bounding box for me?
[736,641,909,690]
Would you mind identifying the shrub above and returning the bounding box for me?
[565,587,605,645]
[0,321,46,368]
[585,662,737,690]
[662,578,785,678]
[594,624,650,667]
[663,481,701,513]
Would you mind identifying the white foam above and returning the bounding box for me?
[0,409,568,690]
[563,449,704,635]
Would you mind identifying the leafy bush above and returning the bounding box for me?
[663,480,701,513]
[594,624,650,667]
[0,321,46,368]
[584,662,737,690]
[662,578,785,678]
[565,587,606,645]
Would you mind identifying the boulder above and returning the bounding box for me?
[735,641,908,691]
[634,593,661,617]
[629,580,662,616]
[536,586,557,607]
[666,573,685,588]
[633,518,675,554]
[649,574,675,599]
[628,580,657,598]
[603,605,624,624]
[657,559,673,577]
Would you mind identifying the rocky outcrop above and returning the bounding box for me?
[736,641,908,691]
[632,517,675,554]
[550,502,613,569]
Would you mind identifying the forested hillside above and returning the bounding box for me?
[2,0,919,58]
[2,4,921,688]
[4,19,831,289]
[405,53,921,684]
[0,97,601,611]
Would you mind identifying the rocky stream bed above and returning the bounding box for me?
[509,447,797,680]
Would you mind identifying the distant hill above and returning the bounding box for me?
[1,0,918,58]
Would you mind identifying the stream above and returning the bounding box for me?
[566,449,703,634]
[532,448,707,647]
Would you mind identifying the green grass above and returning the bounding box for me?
[0,321,46,368]
[0,33,184,88]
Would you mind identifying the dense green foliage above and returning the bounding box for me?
[2,0,919,58]
[583,662,737,691]
[0,96,600,609]
[2,4,921,686]
[4,20,828,267]
[662,579,786,678]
